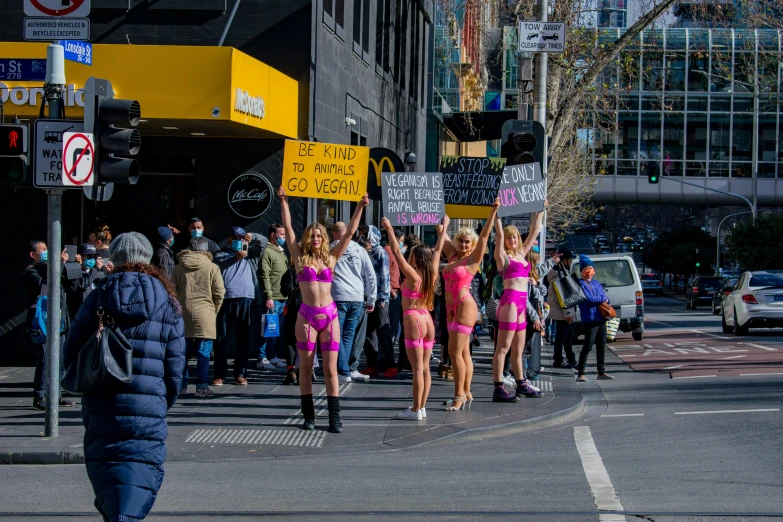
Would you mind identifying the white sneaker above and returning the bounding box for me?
[268,357,287,369]
[338,375,352,384]
[420,407,427,418]
[350,370,368,382]
[527,382,540,393]
[256,358,271,370]
[502,374,515,387]
[395,407,422,421]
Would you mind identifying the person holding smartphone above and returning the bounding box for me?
[212,226,268,385]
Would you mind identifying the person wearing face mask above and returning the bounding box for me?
[65,243,110,320]
[151,225,178,280]
[257,223,289,370]
[187,217,221,256]
[213,226,268,385]
[575,254,614,382]
[24,240,74,411]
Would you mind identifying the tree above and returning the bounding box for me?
[644,227,714,287]
[725,214,783,271]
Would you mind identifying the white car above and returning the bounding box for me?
[721,271,783,335]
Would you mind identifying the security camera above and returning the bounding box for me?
[405,151,417,164]
[345,117,357,126]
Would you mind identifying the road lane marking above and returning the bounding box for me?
[675,408,780,415]
[601,414,644,417]
[671,375,716,379]
[722,355,746,360]
[574,426,625,521]
[740,372,783,376]
[690,329,730,340]
[745,343,779,352]
[663,365,688,370]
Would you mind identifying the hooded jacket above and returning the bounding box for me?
[173,250,225,339]
[152,242,175,281]
[330,240,377,306]
[62,271,185,521]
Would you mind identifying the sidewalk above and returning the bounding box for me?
[0,337,583,464]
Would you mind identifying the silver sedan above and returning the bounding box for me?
[721,271,783,335]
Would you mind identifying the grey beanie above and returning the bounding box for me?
[110,232,154,266]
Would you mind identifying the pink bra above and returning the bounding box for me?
[504,257,530,280]
[402,280,424,299]
[299,266,333,283]
[443,257,473,293]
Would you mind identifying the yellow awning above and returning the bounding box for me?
[0,43,298,139]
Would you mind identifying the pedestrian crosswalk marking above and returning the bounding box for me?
[185,428,326,448]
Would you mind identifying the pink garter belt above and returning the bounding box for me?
[403,309,435,349]
[498,289,528,332]
[297,301,339,352]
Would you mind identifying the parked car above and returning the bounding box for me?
[722,271,783,335]
[712,276,738,315]
[572,254,645,341]
[641,273,663,296]
[685,276,724,309]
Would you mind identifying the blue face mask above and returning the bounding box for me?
[231,240,243,252]
[191,229,203,238]
[399,242,405,249]
[169,237,175,248]
[276,237,285,246]
[532,246,540,253]
[83,258,96,269]
[39,250,48,263]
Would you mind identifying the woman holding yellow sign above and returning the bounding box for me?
[278,186,369,433]
[439,198,500,411]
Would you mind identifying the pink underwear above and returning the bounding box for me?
[403,309,435,349]
[498,289,527,332]
[297,302,339,352]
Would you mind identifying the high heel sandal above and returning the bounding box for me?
[465,391,473,409]
[445,395,467,411]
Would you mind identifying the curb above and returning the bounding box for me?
[0,451,85,465]
[405,391,585,448]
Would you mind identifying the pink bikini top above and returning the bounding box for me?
[299,266,333,283]
[402,280,424,299]
[504,257,530,280]
[443,257,473,293]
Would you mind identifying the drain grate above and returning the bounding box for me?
[185,428,326,447]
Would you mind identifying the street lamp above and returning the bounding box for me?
[693,69,759,218]
[715,209,770,273]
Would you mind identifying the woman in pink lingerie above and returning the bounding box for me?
[279,186,369,433]
[491,202,547,402]
[381,215,450,421]
[439,198,500,411]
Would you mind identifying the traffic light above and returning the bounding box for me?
[83,77,141,199]
[0,124,29,185]
[500,120,545,167]
[695,261,701,268]
[647,162,659,184]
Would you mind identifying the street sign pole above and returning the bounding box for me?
[43,42,66,438]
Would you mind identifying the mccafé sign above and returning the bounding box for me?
[1,83,85,107]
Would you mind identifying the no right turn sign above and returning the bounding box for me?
[24,0,91,17]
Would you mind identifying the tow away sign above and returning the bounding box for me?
[518,21,566,53]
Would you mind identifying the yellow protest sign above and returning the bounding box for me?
[283,140,369,201]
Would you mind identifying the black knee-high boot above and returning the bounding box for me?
[301,394,315,431]
[327,396,342,433]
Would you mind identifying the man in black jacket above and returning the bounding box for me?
[24,240,74,411]
[65,243,110,320]
[151,226,176,280]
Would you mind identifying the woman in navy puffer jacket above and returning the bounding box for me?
[63,232,185,522]
[575,254,614,383]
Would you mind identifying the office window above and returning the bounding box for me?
[376,0,392,72]
[325,0,344,28]
[409,10,420,103]
[353,0,370,54]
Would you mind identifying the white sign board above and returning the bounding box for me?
[62,132,95,186]
[34,119,84,188]
[24,0,90,17]
[510,217,530,232]
[24,18,90,41]
[518,21,566,53]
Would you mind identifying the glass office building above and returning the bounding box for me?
[589,28,782,179]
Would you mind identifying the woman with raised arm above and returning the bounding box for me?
[279,186,369,433]
[381,215,450,421]
[440,199,500,411]
[491,203,548,402]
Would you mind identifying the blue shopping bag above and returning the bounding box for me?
[262,313,281,337]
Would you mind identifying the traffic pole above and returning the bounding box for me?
[44,43,66,438]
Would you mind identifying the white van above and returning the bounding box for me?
[571,254,645,341]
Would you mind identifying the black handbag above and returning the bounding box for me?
[63,290,134,394]
[280,264,298,298]
[551,265,587,309]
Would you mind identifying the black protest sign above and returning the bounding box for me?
[381,172,445,226]
[497,162,546,218]
[439,156,506,219]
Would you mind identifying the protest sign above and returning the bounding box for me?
[381,172,445,226]
[497,162,546,218]
[282,140,369,201]
[439,156,505,218]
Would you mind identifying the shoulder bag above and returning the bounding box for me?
[62,289,134,394]
[551,264,587,309]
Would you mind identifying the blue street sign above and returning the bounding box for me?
[57,40,92,66]
[0,59,47,81]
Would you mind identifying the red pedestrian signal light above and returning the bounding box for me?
[0,125,27,155]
